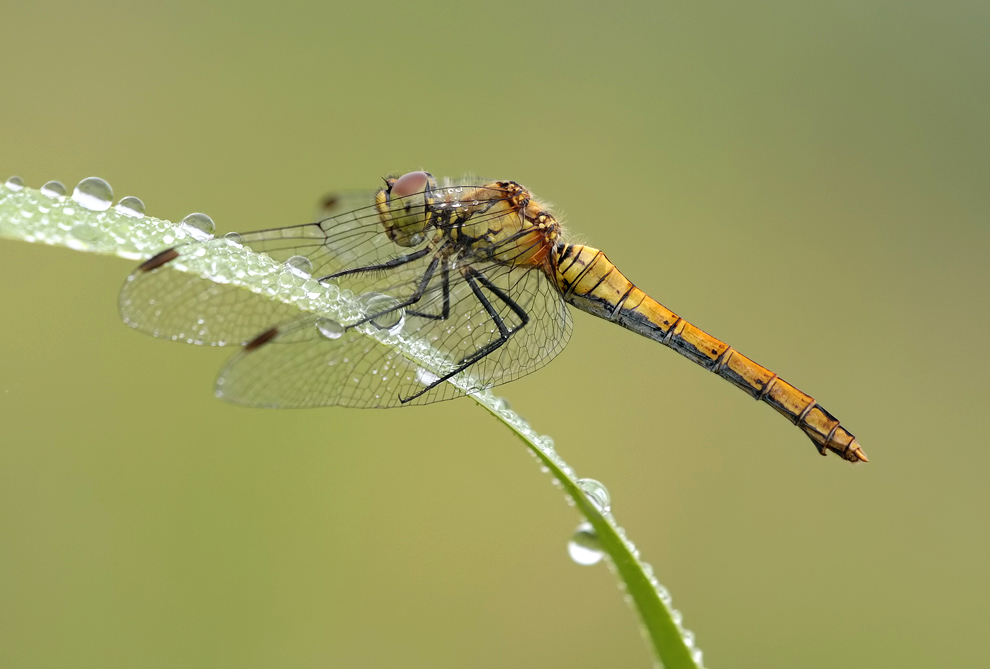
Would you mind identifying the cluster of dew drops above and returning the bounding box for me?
[4,173,704,667]
[3,175,381,339]
[4,174,217,245]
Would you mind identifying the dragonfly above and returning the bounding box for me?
[120,171,867,464]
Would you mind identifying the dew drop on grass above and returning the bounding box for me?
[71,177,113,211]
[5,176,25,191]
[40,180,67,198]
[568,522,604,566]
[285,254,313,279]
[491,396,512,412]
[359,292,405,334]
[70,222,99,242]
[179,213,215,241]
[317,317,344,340]
[576,478,611,514]
[115,196,145,218]
[415,367,440,386]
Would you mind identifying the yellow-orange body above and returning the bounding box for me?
[386,176,868,463]
[123,168,867,459]
[376,176,559,267]
[553,243,866,463]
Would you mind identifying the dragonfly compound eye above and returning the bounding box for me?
[382,171,435,247]
[390,171,431,199]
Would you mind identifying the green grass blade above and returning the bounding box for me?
[0,176,704,668]
[469,391,702,668]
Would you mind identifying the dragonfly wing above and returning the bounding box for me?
[314,189,379,219]
[215,260,572,408]
[119,251,310,346]
[417,261,572,389]
[119,185,513,346]
[215,316,466,408]
[121,180,571,408]
[118,203,423,345]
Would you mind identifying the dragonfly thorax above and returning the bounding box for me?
[376,172,561,269]
[448,180,561,269]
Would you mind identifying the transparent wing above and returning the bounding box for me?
[119,185,510,345]
[314,189,379,219]
[215,260,572,408]
[121,182,573,408]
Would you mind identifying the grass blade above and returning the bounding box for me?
[0,176,704,667]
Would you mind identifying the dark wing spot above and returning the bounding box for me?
[244,327,279,352]
[138,248,180,272]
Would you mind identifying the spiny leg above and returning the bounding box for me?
[407,261,450,321]
[454,269,530,366]
[349,254,443,329]
[400,266,530,403]
[319,246,432,282]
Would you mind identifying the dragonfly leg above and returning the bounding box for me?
[349,255,443,328]
[318,246,432,281]
[399,266,530,403]
[406,261,450,321]
[454,268,529,366]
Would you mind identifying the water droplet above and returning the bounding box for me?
[115,196,145,218]
[491,396,512,412]
[681,629,695,649]
[415,367,440,386]
[40,180,67,198]
[303,279,323,298]
[576,478,611,514]
[70,222,99,242]
[71,177,113,211]
[5,176,24,191]
[691,648,704,665]
[179,213,215,241]
[317,317,344,340]
[568,522,604,566]
[223,231,243,245]
[358,292,405,334]
[285,254,313,279]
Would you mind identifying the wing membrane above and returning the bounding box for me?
[119,186,511,344]
[121,181,572,408]
[214,261,571,408]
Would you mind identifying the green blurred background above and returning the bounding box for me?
[1,2,987,667]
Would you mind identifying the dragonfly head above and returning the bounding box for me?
[376,171,438,247]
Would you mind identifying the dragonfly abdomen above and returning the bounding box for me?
[552,244,867,463]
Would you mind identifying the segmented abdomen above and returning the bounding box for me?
[552,244,867,463]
